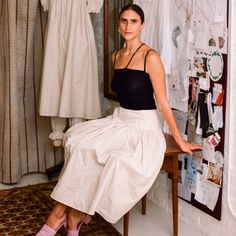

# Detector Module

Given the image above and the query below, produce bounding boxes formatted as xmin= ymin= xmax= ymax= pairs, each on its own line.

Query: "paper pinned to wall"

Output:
xmin=214 ymin=0 xmax=227 ymax=23
xmin=178 ymin=182 xmax=192 ymax=201
xmin=185 ymin=154 xmax=198 ymax=193
xmin=214 ymin=151 xmax=224 ymax=168
xmin=206 ymin=162 xmax=223 ymax=187
xmin=203 ymin=138 xmax=215 ymax=162
xmin=194 ymin=164 xmax=220 ymax=211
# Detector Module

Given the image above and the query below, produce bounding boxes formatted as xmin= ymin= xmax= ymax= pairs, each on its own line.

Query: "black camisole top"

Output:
xmin=111 ymin=44 xmax=156 ymax=110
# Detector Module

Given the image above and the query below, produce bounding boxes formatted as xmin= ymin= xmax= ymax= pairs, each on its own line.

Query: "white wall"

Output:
xmin=226 ymin=0 xmax=236 ymax=221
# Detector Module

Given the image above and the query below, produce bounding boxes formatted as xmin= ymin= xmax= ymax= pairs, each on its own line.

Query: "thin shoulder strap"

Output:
xmin=125 ymin=43 xmax=145 ymax=68
xmin=144 ymin=49 xmax=155 ymax=72
xmin=113 ymin=49 xmax=119 ymax=67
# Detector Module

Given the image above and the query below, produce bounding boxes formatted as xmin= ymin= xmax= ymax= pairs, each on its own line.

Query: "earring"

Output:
xmin=209 ymin=38 xmax=216 ymax=47
xmin=208 ymin=26 xmax=216 ymax=47
xmin=218 ymin=27 xmax=226 ymax=49
xmin=118 ymin=28 xmax=120 ymax=33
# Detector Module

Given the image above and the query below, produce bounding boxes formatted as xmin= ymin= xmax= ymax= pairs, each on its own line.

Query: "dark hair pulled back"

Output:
xmin=119 ymin=4 xmax=145 ymax=24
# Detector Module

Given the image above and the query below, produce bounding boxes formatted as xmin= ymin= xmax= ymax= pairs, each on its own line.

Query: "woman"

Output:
xmin=36 ymin=4 xmax=201 ymax=236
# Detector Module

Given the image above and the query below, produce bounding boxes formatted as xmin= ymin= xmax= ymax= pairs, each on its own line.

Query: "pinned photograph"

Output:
xmin=207 ymin=132 xmax=221 ymax=148
xmin=206 ymin=162 xmax=223 ymax=187
xmin=191 ymin=50 xmax=209 ymax=78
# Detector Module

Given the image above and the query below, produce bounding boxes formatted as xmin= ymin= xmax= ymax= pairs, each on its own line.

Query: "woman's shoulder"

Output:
xmin=144 ymin=49 xmax=161 ymax=65
xmin=111 ymin=48 xmax=124 ymax=61
xmin=112 ymin=44 xmax=160 ymax=63
xmin=111 ymin=49 xmax=121 ymax=64
xmin=143 ymin=46 xmax=159 ymax=56
xmin=112 ymin=47 xmax=124 ymax=55
xmin=137 ymin=45 xmax=159 ymax=60
xmin=143 ymin=46 xmax=163 ymax=73
xmin=111 ymin=50 xmax=117 ymax=59
xmin=112 ymin=44 xmax=156 ymax=55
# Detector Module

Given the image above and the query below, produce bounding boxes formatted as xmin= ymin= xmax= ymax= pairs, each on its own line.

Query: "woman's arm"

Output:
xmin=146 ymin=51 xmax=201 ymax=154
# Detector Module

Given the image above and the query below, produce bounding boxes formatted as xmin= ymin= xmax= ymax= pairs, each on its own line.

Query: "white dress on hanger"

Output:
xmin=133 ymin=0 xmax=172 ymax=74
xmin=39 ymin=0 xmax=102 ymax=119
xmin=168 ymin=1 xmax=190 ymax=113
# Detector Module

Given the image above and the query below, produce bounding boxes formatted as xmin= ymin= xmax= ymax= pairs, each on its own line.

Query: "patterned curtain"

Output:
xmin=0 ymin=0 xmax=63 ymax=184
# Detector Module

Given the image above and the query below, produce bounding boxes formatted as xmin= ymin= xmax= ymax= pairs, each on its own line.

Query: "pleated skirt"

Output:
xmin=51 ymin=107 xmax=166 ymax=223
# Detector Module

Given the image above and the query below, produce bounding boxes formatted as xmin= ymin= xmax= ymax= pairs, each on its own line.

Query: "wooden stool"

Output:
xmin=123 ymin=133 xmax=185 ymax=236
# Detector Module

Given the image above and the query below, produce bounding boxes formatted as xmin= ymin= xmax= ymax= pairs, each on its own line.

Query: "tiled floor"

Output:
xmin=0 ymin=173 xmax=203 ymax=236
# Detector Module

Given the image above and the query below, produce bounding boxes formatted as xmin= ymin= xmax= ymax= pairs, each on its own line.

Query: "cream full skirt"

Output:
xmin=51 ymin=107 xmax=166 ymax=223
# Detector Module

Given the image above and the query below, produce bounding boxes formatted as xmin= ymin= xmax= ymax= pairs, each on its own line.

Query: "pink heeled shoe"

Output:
xmin=66 ymin=214 xmax=92 ymax=236
xmin=36 ymin=219 xmax=67 ymax=236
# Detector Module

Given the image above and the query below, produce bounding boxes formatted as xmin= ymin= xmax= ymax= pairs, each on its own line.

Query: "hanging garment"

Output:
xmin=133 ymin=0 xmax=172 ymax=74
xmin=49 ymin=116 xmax=85 ymax=147
xmin=39 ymin=0 xmax=102 ymax=119
xmin=193 ymin=0 xmax=227 ymax=24
xmin=168 ymin=0 xmax=193 ymax=112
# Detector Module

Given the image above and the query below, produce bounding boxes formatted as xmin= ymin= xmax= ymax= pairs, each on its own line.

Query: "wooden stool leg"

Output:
xmin=124 ymin=212 xmax=129 ymax=236
xmin=141 ymin=194 xmax=146 ymax=215
xmin=172 ymin=155 xmax=178 ymax=236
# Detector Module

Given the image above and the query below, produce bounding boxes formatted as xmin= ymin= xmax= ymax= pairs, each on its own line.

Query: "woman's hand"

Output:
xmin=177 ymin=139 xmax=202 ymax=155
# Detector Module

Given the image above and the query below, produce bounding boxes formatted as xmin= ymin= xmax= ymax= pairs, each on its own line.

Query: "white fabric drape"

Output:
xmin=133 ymin=0 xmax=172 ymax=74
xmin=227 ymin=0 xmax=236 ymax=219
xmin=0 ymin=0 xmax=63 ymax=184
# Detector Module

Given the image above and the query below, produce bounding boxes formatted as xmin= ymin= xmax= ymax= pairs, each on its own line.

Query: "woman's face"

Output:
xmin=118 ymin=10 xmax=144 ymax=41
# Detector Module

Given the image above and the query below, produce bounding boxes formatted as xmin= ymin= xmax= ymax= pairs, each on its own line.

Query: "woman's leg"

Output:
xmin=36 ymin=202 xmax=67 ymax=235
xmin=46 ymin=202 xmax=67 ymax=229
xmin=67 ymin=207 xmax=85 ymax=230
xmin=66 ymin=208 xmax=92 ymax=236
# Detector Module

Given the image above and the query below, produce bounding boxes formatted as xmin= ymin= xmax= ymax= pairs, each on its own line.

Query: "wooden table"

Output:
xmin=123 ymin=133 xmax=185 ymax=236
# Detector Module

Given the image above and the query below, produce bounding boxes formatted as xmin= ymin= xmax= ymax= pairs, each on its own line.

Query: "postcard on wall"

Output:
xmin=192 ymin=52 xmax=209 ymax=79
xmin=194 ymin=164 xmax=220 ymax=211
xmin=207 ymin=25 xmax=227 ymax=54
xmin=205 ymin=162 xmax=223 ymax=187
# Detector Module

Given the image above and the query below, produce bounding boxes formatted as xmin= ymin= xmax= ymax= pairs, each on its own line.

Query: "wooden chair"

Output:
xmin=123 ymin=133 xmax=186 ymax=236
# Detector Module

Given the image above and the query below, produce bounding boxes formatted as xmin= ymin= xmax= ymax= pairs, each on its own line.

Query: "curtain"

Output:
xmin=0 ymin=0 xmax=63 ymax=184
